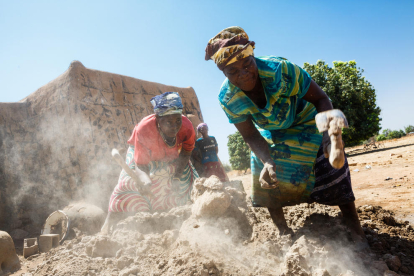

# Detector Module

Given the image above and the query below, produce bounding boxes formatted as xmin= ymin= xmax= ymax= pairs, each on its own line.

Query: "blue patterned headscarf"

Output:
xmin=150 ymin=92 xmax=183 ymax=116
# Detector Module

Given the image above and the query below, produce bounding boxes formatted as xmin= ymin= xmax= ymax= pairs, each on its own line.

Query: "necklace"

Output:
xmin=157 ymin=123 xmax=177 ymax=148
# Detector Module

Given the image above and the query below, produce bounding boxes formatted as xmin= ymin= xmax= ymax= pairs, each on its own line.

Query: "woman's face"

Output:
xmin=223 ymin=56 xmax=258 ymax=92
xmin=157 ymin=114 xmax=182 ymax=138
xmin=199 ymin=126 xmax=208 ymax=137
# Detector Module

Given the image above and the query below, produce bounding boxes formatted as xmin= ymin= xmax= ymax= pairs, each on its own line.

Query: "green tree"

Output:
xmin=303 ymin=60 xmax=381 ymax=146
xmin=382 ymin=129 xmax=391 ymax=137
xmin=376 ymin=134 xmax=386 ymax=141
xmin=227 ymin=131 xmax=251 ymax=172
xmin=404 ymin=125 xmax=414 ymax=134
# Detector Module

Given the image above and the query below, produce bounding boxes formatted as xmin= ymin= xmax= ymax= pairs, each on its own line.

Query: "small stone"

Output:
xmin=371 ymin=260 xmax=389 ymax=273
xmin=383 ymin=270 xmax=399 ymax=276
xmin=116 ymin=256 xmax=133 ymax=270
xmin=203 ymin=175 xmax=223 ymax=190
xmin=383 ymin=254 xmax=401 ymax=272
xmin=400 ymin=266 xmax=409 ymax=273
xmin=224 ymin=229 xmax=229 ymax=235
xmin=116 ymin=249 xmax=123 ymax=258
xmin=81 ymin=236 xmax=92 ymax=244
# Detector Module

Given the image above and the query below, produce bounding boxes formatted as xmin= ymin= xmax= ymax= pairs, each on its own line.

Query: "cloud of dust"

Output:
xmin=2 ymin=111 xmax=119 ymax=231
xmin=177 ymin=205 xmax=376 ymax=275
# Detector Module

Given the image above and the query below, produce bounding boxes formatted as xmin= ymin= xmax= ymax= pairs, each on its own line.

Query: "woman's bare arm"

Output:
xmin=302 ymin=80 xmax=333 ymax=112
xmin=174 ymin=150 xmax=192 ymax=177
xmin=234 ymin=119 xmax=278 ymax=188
xmin=302 ymin=79 xmax=333 ymax=143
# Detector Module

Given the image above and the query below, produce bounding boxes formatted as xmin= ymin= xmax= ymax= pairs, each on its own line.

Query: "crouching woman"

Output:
xmin=101 ymin=92 xmax=198 ymax=233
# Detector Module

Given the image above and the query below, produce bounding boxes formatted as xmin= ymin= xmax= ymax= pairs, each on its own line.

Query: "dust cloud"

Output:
xmin=16 ymin=175 xmax=413 ymax=275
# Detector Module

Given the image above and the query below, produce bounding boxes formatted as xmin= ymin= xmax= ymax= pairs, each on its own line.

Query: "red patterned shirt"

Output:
xmin=127 ymin=114 xmax=195 ymax=165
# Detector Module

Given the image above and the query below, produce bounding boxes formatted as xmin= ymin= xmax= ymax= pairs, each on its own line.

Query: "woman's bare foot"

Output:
xmin=268 ymin=207 xmax=294 ymax=237
xmin=339 ymin=202 xmax=369 ymax=250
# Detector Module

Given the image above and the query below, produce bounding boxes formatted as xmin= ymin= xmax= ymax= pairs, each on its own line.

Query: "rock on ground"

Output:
xmin=0 ymin=231 xmax=20 ymax=274
xmin=62 ymin=202 xmax=106 ymax=235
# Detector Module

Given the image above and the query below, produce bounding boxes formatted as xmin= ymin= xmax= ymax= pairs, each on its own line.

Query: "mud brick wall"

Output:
xmin=0 ymin=61 xmax=204 ymax=236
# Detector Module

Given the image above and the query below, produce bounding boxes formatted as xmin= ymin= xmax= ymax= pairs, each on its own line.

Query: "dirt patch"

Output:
xmin=11 ymin=184 xmax=414 ymax=275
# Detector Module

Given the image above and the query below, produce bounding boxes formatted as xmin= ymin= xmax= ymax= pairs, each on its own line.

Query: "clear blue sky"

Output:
xmin=1 ymin=0 xmax=413 ymax=164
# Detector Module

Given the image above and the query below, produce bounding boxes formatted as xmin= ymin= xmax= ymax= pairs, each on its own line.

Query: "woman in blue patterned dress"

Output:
xmin=205 ymin=26 xmax=366 ymax=246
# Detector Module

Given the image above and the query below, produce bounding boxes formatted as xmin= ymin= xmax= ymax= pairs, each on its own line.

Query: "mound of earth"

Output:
xmin=11 ymin=177 xmax=414 ymax=276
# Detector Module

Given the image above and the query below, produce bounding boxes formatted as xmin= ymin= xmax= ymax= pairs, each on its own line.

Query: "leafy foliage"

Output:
xmin=303 ymin=60 xmax=381 ymax=146
xmin=227 ymin=131 xmax=251 ymax=172
xmin=389 ymin=130 xmax=405 ymax=139
xmin=378 ymin=128 xmax=406 ymax=140
xmin=382 ymin=129 xmax=391 ymax=137
xmin=404 ymin=125 xmax=414 ymax=134
xmin=376 ymin=134 xmax=386 ymax=141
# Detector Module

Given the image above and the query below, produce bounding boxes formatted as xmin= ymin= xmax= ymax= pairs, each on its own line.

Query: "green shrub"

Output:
xmin=382 ymin=128 xmax=391 ymax=137
xmin=376 ymin=134 xmax=387 ymax=141
xmin=388 ymin=130 xmax=402 ymax=139
xmin=227 ymin=131 xmax=251 ymax=172
xmin=404 ymin=125 xmax=414 ymax=134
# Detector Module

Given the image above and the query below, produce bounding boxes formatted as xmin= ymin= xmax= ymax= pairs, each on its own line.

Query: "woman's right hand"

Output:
xmin=259 ymin=162 xmax=279 ymax=189
xmin=134 ymin=167 xmax=153 ymax=197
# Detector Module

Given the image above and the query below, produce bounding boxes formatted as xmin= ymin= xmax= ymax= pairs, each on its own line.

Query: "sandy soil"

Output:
xmin=5 ymin=136 xmax=414 ymax=276
xmin=229 ymin=135 xmax=414 ymax=224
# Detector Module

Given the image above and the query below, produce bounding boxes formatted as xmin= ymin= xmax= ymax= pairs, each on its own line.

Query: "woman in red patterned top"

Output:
xmin=101 ymin=92 xmax=198 ymax=234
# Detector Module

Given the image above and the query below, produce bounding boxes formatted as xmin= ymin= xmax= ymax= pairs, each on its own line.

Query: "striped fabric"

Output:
xmin=250 ymin=121 xmax=323 ymax=208
xmin=203 ymin=161 xmax=229 ymax=182
xmin=109 ymin=146 xmax=198 ymax=213
xmin=219 ymin=56 xmax=324 ymax=208
xmin=309 ymin=146 xmax=355 ymax=206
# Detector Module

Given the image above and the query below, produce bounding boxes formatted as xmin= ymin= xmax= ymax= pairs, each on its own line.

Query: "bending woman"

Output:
xmin=205 ymin=27 xmax=366 ymax=246
xmin=101 ymin=92 xmax=198 ymax=233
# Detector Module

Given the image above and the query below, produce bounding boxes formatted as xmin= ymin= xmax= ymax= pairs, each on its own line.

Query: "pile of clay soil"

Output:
xmin=12 ymin=177 xmax=414 ymax=276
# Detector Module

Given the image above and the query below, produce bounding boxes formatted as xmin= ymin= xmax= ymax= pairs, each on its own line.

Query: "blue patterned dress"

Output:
xmin=219 ymin=56 xmax=354 ymax=208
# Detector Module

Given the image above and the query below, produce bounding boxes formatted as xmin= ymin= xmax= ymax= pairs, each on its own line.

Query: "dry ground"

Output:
xmin=228 ymin=135 xmax=414 ymax=223
xmin=7 ymin=136 xmax=414 ymax=276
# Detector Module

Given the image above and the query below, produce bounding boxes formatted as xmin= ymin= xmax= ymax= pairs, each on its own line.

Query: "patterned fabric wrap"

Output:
xmin=251 ymin=145 xmax=355 ymax=208
xmin=250 ymin=122 xmax=322 ymax=208
xmin=309 ymin=146 xmax=355 ymax=205
xmin=197 ymin=123 xmax=208 ymax=131
xmin=150 ymin=92 xmax=183 ymax=116
xmin=205 ymin=26 xmax=255 ymax=70
xmin=203 ymin=161 xmax=229 ymax=183
xmin=219 ymin=56 xmax=324 ymax=207
xmin=109 ymin=146 xmax=198 ymax=213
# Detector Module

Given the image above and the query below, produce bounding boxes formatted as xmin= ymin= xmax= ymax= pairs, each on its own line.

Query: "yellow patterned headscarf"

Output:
xmin=205 ymin=26 xmax=255 ymax=70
